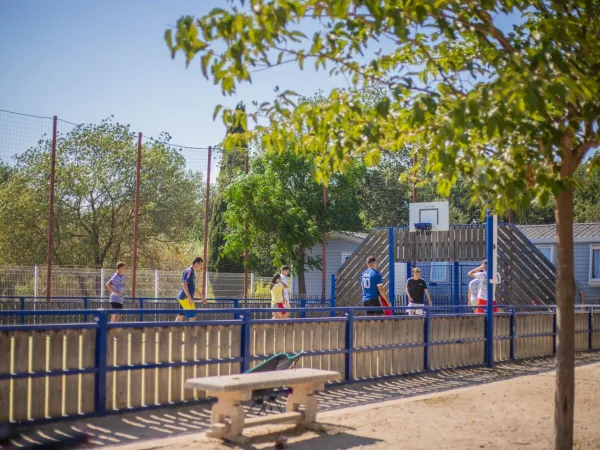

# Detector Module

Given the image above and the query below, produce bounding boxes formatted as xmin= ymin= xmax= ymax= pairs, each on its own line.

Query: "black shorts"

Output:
xmin=364 ymin=297 xmax=383 ymax=316
xmin=110 ymin=302 xmax=123 ymax=310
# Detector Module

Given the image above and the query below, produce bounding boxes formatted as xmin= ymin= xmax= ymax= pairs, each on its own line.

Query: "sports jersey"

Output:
xmin=108 ymin=272 xmax=125 ymax=304
xmin=177 ymin=267 xmax=196 ymax=300
xmin=474 ymin=271 xmax=487 ymax=300
xmin=280 ymin=274 xmax=290 ymax=300
xmin=361 ymin=268 xmax=383 ymax=302
xmin=271 ymin=283 xmax=284 ymax=305
xmin=469 ymin=278 xmax=481 ymax=305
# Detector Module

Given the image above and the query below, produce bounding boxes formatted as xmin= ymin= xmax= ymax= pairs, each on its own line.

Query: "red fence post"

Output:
xmin=322 ymin=186 xmax=327 ymax=299
xmin=202 ymin=146 xmax=212 ymax=299
xmin=46 ymin=116 xmax=58 ymax=300
xmin=131 ymin=132 xmax=142 ymax=298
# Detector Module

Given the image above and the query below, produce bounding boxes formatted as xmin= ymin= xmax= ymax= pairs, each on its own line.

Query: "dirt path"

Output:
xmin=108 ymin=362 xmax=600 ymax=450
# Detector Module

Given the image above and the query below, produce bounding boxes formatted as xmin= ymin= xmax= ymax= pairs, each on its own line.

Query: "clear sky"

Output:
xmin=0 ymin=0 xmax=345 ymax=149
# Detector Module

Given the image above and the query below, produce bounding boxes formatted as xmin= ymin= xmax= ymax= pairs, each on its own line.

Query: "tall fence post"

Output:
xmin=330 ymin=274 xmax=336 ymax=317
xmin=388 ymin=227 xmax=395 ymax=306
xmin=131 ymin=132 xmax=142 ymax=298
xmin=345 ymin=310 xmax=354 ymax=381
xmin=301 ymin=299 xmax=307 ymax=319
xmin=46 ymin=116 xmax=58 ymax=300
xmin=241 ymin=312 xmax=251 ymax=373
xmin=424 ymin=307 xmax=431 ymax=371
xmin=83 ymin=297 xmax=88 ymax=322
xmin=100 ymin=268 xmax=105 ymax=300
xmin=202 ymin=146 xmax=212 ymax=300
xmin=485 ymin=211 xmax=495 ymax=368
xmin=589 ymin=306 xmax=593 ymax=350
xmin=34 ymin=265 xmax=39 ymax=299
xmin=95 ymin=311 xmax=108 ymax=414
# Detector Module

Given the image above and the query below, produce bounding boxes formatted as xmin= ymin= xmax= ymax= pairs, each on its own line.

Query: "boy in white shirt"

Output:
xmin=468 ymin=260 xmax=498 ymax=313
xmin=280 ymin=265 xmax=291 ymax=308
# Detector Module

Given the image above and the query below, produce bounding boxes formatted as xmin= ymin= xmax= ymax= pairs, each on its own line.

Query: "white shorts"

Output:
xmin=407 ymin=302 xmax=424 ymax=315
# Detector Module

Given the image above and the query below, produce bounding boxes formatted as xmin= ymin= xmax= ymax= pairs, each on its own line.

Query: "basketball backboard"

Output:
xmin=409 ymin=201 xmax=450 ymax=231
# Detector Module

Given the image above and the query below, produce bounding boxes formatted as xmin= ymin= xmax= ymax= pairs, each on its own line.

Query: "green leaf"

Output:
xmin=213 ymin=104 xmax=223 ymax=121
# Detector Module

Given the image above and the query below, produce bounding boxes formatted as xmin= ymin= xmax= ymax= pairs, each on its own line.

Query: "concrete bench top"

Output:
xmin=185 ymin=368 xmax=340 ymax=393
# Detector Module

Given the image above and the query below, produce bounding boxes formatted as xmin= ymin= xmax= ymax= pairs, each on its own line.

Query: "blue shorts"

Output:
xmin=178 ymin=299 xmax=196 ymax=319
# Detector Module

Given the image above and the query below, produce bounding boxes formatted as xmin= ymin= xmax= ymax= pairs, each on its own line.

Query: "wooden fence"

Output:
xmin=2 ymin=310 xmax=600 ymax=423
xmin=335 ymin=223 xmax=557 ymax=307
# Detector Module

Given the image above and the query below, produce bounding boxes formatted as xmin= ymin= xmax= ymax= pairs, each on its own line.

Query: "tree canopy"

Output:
xmin=167 ymin=1 xmax=600 ymax=446
xmin=0 ymin=119 xmax=204 ymax=268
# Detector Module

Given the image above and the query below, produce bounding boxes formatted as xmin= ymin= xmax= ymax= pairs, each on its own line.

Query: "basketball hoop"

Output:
xmin=413 ymin=222 xmax=432 ymax=236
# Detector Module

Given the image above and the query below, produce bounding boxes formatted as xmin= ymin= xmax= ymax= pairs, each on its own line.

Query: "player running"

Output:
xmin=175 ymin=257 xmax=206 ymax=322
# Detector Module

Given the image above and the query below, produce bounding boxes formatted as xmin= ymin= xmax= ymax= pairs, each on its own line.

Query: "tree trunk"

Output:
xmin=553 ymin=183 xmax=576 ymax=449
xmin=297 ymin=247 xmax=307 ymax=298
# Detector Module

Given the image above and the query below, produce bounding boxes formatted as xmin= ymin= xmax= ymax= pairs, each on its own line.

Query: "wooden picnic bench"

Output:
xmin=185 ymin=368 xmax=340 ymax=442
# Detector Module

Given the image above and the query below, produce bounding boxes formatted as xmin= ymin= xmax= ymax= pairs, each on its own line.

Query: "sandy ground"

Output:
xmin=108 ymin=363 xmax=600 ymax=450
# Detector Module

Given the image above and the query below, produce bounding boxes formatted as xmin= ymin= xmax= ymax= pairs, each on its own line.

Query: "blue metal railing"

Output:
xmin=1 ymin=304 xmax=599 ymax=425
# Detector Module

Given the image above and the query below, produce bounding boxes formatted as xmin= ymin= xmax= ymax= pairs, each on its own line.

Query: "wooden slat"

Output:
xmin=64 ymin=330 xmax=80 ymax=416
xmin=170 ymin=327 xmax=183 ymax=403
xmin=81 ymin=329 xmax=96 ymax=413
xmin=157 ymin=327 xmax=170 ymax=405
xmin=47 ymin=330 xmax=63 ymax=417
xmin=29 ymin=331 xmax=46 ymax=420
xmin=12 ymin=331 xmax=30 ymax=422
xmin=0 ymin=332 xmax=11 ymax=422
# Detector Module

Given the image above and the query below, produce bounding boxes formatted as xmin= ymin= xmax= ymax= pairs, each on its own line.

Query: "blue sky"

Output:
xmin=0 ymin=0 xmax=345 ymax=149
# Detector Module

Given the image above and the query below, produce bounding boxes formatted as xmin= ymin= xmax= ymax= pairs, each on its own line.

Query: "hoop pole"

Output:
xmin=485 ymin=210 xmax=495 ymax=368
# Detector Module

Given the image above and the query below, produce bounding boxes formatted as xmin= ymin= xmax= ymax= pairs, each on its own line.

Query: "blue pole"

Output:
xmin=301 ymin=299 xmax=307 ymax=319
xmin=95 ymin=311 xmax=108 ymax=414
xmin=453 ymin=261 xmax=459 ymax=307
xmin=424 ymin=307 xmax=431 ymax=371
xmin=388 ymin=227 xmax=395 ymax=307
xmin=510 ymin=307 xmax=516 ymax=360
xmin=345 ymin=310 xmax=354 ymax=381
xmin=241 ymin=313 xmax=251 ymax=373
xmin=83 ymin=297 xmax=88 ymax=323
xmin=139 ymin=298 xmax=144 ymax=322
xmin=20 ymin=297 xmax=25 ymax=324
xmin=330 ymin=273 xmax=336 ymax=318
xmin=406 ymin=261 xmax=412 ymax=307
xmin=485 ymin=211 xmax=495 ymax=368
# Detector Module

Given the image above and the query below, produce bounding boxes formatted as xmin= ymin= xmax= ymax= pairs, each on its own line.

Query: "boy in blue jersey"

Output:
xmin=175 ymin=256 xmax=206 ymax=322
xmin=361 ymin=256 xmax=389 ymax=316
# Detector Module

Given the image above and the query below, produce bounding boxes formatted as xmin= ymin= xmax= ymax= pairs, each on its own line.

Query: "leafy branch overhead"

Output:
xmin=166 ymin=0 xmax=599 ymax=213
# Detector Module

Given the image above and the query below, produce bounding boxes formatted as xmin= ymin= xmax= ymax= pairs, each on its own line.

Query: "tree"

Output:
xmin=0 ymin=119 xmax=204 ymax=270
xmin=207 ymin=102 xmax=247 ymax=272
xmin=222 ymin=150 xmax=362 ymax=294
xmin=167 ymin=2 xmax=600 ymax=446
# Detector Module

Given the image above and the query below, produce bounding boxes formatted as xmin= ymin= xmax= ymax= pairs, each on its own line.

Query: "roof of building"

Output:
xmin=327 ymin=231 xmax=368 ymax=242
xmin=518 ymin=222 xmax=600 ymax=241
